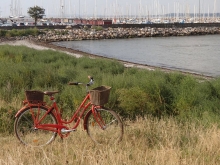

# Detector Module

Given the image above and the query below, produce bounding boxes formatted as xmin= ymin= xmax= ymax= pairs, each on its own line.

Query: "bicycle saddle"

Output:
xmin=44 ymin=91 xmax=59 ymax=96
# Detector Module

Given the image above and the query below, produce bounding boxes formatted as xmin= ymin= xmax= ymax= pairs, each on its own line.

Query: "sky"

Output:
xmin=0 ymin=0 xmax=219 ymax=18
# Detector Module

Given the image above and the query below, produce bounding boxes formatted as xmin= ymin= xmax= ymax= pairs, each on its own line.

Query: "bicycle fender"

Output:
xmin=83 ymin=109 xmax=92 ymax=130
xmin=15 ymin=106 xmax=29 ymax=118
xmin=15 ymin=105 xmax=50 ymax=118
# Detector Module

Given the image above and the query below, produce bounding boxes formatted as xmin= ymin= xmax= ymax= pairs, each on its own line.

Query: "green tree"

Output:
xmin=27 ymin=6 xmax=45 ymax=26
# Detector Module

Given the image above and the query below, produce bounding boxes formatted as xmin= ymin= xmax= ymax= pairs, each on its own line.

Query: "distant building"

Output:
xmin=73 ymin=18 xmax=112 ymax=25
xmin=50 ymin=18 xmax=62 ymax=24
xmin=45 ymin=18 xmax=112 ymax=26
xmin=103 ymin=20 xmax=112 ymax=25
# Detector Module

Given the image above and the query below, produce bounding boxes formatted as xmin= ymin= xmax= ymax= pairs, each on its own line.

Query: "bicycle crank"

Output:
xmin=61 ymin=128 xmax=76 ymax=133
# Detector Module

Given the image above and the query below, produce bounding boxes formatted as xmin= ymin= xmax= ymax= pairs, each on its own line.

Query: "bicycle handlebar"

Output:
xmin=68 ymin=76 xmax=94 ymax=86
xmin=68 ymin=82 xmax=82 ymax=85
xmin=87 ymin=76 xmax=94 ymax=86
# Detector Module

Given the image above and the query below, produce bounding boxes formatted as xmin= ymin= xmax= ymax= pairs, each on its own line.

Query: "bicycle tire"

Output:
xmin=85 ymin=108 xmax=123 ymax=145
xmin=14 ymin=106 xmax=58 ymax=147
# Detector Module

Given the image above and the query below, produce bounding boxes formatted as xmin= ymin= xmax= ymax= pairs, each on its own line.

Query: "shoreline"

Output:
xmin=0 ymin=39 xmax=214 ymax=80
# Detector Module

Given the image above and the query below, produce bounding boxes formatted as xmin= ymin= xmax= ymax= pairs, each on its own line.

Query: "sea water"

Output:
xmin=53 ymin=35 xmax=220 ymax=77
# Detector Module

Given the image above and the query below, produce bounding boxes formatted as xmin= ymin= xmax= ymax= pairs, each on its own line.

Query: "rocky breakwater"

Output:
xmin=37 ymin=26 xmax=220 ymax=42
xmin=1 ymin=26 xmax=220 ymax=42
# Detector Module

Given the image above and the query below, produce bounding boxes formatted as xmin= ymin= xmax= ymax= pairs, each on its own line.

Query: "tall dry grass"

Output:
xmin=1 ymin=117 xmax=220 ymax=165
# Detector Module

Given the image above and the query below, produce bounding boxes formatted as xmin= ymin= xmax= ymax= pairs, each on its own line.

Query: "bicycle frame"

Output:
xmin=15 ymin=92 xmax=105 ymax=138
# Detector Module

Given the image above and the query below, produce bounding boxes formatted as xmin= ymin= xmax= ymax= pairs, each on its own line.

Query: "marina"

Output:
xmin=0 ymin=0 xmax=220 ymax=25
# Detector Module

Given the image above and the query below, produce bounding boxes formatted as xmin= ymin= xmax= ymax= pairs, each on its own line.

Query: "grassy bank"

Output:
xmin=0 ymin=44 xmax=220 ymax=135
xmin=0 ymin=28 xmax=41 ymax=37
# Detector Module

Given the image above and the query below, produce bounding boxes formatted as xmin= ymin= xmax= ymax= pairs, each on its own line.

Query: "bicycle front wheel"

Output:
xmin=85 ymin=108 xmax=123 ymax=145
xmin=14 ymin=106 xmax=57 ymax=147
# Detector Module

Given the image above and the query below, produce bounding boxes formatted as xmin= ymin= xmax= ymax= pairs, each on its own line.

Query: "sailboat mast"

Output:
xmin=213 ymin=0 xmax=216 ymax=21
xmin=10 ymin=0 xmax=14 ymax=16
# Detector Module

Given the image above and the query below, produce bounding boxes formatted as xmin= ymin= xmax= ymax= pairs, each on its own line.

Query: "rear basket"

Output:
xmin=25 ymin=90 xmax=44 ymax=104
xmin=89 ymin=86 xmax=111 ymax=105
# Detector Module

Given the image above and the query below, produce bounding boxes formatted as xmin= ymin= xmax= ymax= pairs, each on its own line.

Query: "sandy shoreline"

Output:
xmin=0 ymin=39 xmax=158 ymax=70
xmin=0 ymin=39 xmax=214 ymax=80
xmin=0 ymin=40 xmax=83 ymax=58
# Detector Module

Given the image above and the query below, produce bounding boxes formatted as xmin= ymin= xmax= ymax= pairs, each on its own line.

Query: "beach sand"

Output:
xmin=0 ymin=40 xmax=82 ymax=58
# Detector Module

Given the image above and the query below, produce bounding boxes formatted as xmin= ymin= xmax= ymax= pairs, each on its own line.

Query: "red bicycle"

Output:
xmin=14 ymin=76 xmax=123 ymax=147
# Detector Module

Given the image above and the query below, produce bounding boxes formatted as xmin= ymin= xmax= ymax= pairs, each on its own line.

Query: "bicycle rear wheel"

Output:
xmin=14 ymin=106 xmax=57 ymax=147
xmin=85 ymin=108 xmax=123 ymax=145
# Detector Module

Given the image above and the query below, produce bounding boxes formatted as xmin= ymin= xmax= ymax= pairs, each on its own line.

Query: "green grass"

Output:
xmin=0 ymin=28 xmax=42 ymax=37
xmin=1 ymin=45 xmax=220 ymax=134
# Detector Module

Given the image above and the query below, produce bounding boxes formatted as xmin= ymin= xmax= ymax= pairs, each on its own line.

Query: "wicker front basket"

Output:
xmin=89 ymin=86 xmax=111 ymax=105
xmin=25 ymin=90 xmax=44 ymax=103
